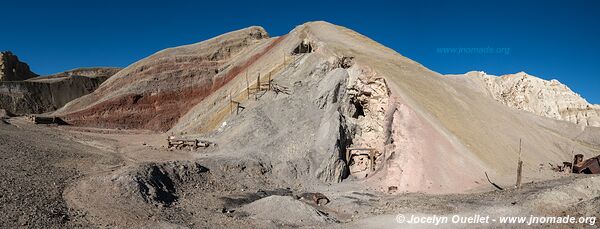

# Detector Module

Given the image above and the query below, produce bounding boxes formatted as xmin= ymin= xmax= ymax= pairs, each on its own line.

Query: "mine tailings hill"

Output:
xmin=55 ymin=21 xmax=600 ymax=194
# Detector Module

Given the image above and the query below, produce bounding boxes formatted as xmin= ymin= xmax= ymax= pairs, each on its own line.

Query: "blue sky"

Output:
xmin=1 ymin=0 xmax=599 ymax=103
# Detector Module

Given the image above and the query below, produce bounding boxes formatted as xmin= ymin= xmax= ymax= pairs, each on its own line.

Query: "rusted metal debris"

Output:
xmin=167 ymin=136 xmax=213 ymax=150
xmin=573 ymin=154 xmax=600 ymax=174
xmin=484 ymin=172 xmax=504 ymax=191
xmin=555 ymin=154 xmax=600 ymax=174
xmin=26 ymin=115 xmax=66 ymax=125
xmin=297 ymin=192 xmax=330 ymax=206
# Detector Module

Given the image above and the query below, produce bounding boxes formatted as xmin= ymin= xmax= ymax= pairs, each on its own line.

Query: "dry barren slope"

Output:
xmin=177 ymin=21 xmax=600 ymax=193
xmin=57 ymin=21 xmax=600 ymax=194
xmin=55 ymin=26 xmax=278 ymax=131
xmin=324 ymin=23 xmax=600 ymax=191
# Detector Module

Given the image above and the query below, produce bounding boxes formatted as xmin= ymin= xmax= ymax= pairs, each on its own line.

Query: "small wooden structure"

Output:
xmin=345 ymin=147 xmax=376 ymax=172
xmin=228 ymin=72 xmax=290 ymax=116
xmin=229 ymin=92 xmax=244 ymax=115
xmin=167 ymin=136 xmax=212 ymax=150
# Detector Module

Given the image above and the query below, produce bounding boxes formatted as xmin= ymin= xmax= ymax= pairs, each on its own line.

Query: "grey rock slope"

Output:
xmin=173 ymin=22 xmax=600 ymax=193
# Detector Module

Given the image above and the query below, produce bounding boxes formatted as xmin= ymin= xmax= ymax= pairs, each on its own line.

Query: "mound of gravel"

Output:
xmin=240 ymin=195 xmax=331 ymax=226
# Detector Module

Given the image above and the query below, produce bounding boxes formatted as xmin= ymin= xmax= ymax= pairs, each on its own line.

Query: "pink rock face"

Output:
xmin=370 ymin=96 xmax=484 ymax=194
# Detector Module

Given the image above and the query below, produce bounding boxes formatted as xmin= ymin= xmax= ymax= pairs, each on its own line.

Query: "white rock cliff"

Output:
xmin=463 ymin=71 xmax=600 ymax=127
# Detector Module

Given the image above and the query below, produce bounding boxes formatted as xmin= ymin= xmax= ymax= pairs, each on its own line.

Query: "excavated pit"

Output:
xmin=126 ymin=158 xmax=283 ymax=207
xmin=132 ymin=162 xmax=210 ymax=207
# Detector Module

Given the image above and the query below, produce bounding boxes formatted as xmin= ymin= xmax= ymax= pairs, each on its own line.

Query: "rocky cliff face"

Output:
xmin=460 ymin=71 xmax=600 ymax=127
xmin=0 ymin=67 xmax=121 ymax=115
xmin=0 ymin=51 xmax=38 ymax=81
xmin=0 ymin=76 xmax=110 ymax=115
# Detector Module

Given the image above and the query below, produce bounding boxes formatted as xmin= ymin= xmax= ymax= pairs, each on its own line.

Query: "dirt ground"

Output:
xmin=0 ymin=117 xmax=598 ymax=228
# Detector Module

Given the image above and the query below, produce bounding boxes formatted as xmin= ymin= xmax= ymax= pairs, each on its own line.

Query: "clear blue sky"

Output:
xmin=1 ymin=0 xmax=599 ymax=103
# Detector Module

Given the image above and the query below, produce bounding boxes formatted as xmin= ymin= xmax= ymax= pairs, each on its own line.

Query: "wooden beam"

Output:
xmin=229 ymin=92 xmax=233 ymax=115
xmin=255 ymin=73 xmax=260 ymax=100
xmin=370 ymin=149 xmax=375 ymax=171
xmin=516 ymin=139 xmax=523 ymax=188
xmin=245 ymin=71 xmax=250 ymax=99
xmin=268 ymin=72 xmax=272 ymax=91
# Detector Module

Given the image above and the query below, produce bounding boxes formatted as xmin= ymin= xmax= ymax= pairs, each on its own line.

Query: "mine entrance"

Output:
xmin=292 ymin=41 xmax=313 ymax=54
xmin=346 ymin=147 xmax=376 ymax=178
xmin=351 ymin=100 xmax=365 ymax=118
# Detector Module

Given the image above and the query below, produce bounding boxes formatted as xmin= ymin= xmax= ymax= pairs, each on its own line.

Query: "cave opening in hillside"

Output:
xmin=351 ymin=100 xmax=365 ymax=118
xmin=292 ymin=41 xmax=313 ymax=54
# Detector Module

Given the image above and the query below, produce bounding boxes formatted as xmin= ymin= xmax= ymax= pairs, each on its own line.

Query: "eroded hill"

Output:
xmin=55 ymin=21 xmax=600 ymax=195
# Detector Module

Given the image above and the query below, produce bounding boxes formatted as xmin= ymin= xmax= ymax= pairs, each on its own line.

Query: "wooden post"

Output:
xmin=516 ymin=139 xmax=523 ymax=188
xmin=245 ymin=71 xmax=250 ymax=99
xmin=268 ymin=72 xmax=272 ymax=91
xmin=255 ymin=73 xmax=260 ymax=100
xmin=229 ymin=92 xmax=233 ymax=115
xmin=370 ymin=149 xmax=375 ymax=171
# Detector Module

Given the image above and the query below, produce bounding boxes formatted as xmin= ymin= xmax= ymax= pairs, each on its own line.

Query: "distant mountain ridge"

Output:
xmin=454 ymin=71 xmax=600 ymax=127
xmin=40 ymin=67 xmax=122 ymax=79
